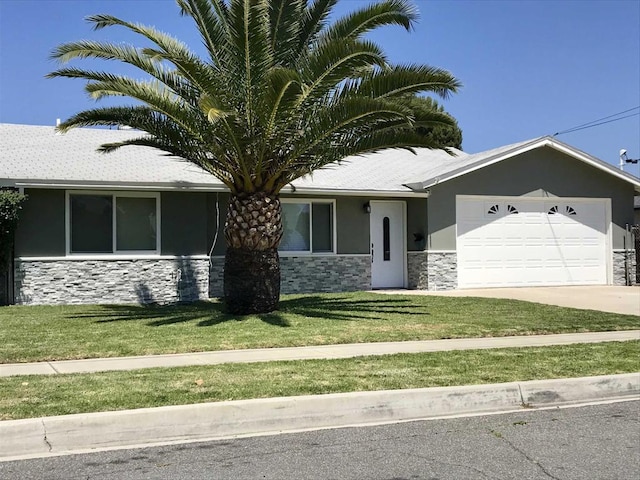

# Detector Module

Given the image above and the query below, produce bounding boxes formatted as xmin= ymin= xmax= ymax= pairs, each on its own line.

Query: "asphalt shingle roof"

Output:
xmin=2 ymin=123 xmax=638 ymax=194
xmin=0 ymin=124 xmax=223 ymax=189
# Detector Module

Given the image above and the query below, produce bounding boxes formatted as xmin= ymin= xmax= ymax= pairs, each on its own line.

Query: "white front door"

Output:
xmin=370 ymin=201 xmax=405 ymax=289
xmin=456 ymin=196 xmax=609 ymax=288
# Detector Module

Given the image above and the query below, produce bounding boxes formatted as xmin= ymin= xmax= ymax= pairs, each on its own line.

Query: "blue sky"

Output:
xmin=1 ymin=0 xmax=638 ymax=172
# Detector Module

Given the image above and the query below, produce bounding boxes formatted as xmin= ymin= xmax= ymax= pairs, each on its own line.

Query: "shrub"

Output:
xmin=0 ymin=189 xmax=26 ymax=273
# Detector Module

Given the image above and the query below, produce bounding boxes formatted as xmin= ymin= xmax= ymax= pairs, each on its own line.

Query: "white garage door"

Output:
xmin=456 ymin=196 xmax=609 ymax=288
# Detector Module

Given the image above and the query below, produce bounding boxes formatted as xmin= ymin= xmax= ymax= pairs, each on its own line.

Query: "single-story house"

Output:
xmin=1 ymin=123 xmax=639 ymax=305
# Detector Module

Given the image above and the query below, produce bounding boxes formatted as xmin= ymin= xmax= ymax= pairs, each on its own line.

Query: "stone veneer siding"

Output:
xmin=427 ymin=251 xmax=458 ymax=291
xmin=407 ymin=251 xmax=428 ymax=289
xmin=613 ymin=250 xmax=637 ymax=286
xmin=14 ymin=258 xmax=209 ymax=305
xmin=208 ymin=255 xmax=371 ymax=297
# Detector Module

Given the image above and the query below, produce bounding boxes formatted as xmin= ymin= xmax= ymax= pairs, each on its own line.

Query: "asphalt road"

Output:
xmin=1 ymin=400 xmax=638 ymax=479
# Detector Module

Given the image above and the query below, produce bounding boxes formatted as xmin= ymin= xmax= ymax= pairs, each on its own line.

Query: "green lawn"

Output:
xmin=1 ymin=341 xmax=637 ymax=420
xmin=1 ymin=292 xmax=638 ymax=363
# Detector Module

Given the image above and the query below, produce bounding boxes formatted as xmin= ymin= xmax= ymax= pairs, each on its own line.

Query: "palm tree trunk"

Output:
xmin=223 ymin=192 xmax=283 ymax=314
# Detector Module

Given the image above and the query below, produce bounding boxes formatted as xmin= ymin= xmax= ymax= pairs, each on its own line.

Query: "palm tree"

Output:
xmin=49 ymin=0 xmax=461 ymax=314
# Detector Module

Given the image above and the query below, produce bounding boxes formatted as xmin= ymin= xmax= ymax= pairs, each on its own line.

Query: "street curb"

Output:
xmin=1 ymin=373 xmax=638 ymax=461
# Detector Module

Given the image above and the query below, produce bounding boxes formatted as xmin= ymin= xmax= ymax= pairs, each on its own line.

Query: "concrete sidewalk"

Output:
xmin=2 ymin=330 xmax=639 ymax=377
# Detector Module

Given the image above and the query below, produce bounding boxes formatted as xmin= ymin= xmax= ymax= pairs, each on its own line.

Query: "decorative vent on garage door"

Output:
xmin=487 ymin=204 xmax=499 ymax=215
xmin=507 ymin=204 xmax=518 ymax=214
xmin=548 ymin=205 xmax=559 ymax=214
xmin=565 ymin=206 xmax=577 ymax=215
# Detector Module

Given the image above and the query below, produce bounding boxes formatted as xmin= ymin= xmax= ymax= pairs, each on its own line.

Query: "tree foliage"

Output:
xmin=49 ymin=0 xmax=462 ymax=195
xmin=405 ymin=96 xmax=462 ymax=149
xmin=0 ymin=190 xmax=26 ymax=273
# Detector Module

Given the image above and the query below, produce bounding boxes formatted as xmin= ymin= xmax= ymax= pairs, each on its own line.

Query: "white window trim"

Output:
xmin=65 ymin=190 xmax=161 ymax=256
xmin=279 ymin=198 xmax=337 ymax=255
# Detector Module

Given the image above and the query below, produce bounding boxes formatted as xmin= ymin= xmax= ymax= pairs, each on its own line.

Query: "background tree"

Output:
xmin=49 ymin=0 xmax=461 ymax=314
xmin=404 ymin=96 xmax=462 ymax=149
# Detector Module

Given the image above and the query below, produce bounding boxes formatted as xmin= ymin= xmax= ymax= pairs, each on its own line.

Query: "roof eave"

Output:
xmin=283 ymin=186 xmax=429 ymax=198
xmin=8 ymin=180 xmax=229 ymax=192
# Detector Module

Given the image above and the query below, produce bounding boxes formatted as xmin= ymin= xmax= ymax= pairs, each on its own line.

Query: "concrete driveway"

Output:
xmin=377 ymin=286 xmax=640 ymax=316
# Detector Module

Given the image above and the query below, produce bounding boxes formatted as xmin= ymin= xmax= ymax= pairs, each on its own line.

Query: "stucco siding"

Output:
xmin=14 ymin=189 xmax=66 ymax=256
xmin=406 ymin=198 xmax=428 ymax=251
xmin=335 ymin=197 xmax=370 ymax=254
xmin=206 ymin=192 xmax=230 ymax=257
xmin=427 ymin=147 xmax=635 ymax=250
xmin=160 ymin=191 xmax=209 ymax=256
xmin=14 ymin=189 xmax=217 ymax=258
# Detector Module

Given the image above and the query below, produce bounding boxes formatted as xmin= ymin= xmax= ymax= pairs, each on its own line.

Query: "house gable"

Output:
xmin=427 ymin=146 xmax=636 ymax=251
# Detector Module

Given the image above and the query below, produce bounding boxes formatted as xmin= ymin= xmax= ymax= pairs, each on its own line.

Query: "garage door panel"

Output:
xmin=456 ymin=197 xmax=608 ymax=288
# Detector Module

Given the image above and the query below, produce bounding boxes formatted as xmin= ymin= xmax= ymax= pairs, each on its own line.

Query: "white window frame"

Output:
xmin=65 ymin=190 xmax=161 ymax=256
xmin=279 ymin=198 xmax=337 ymax=255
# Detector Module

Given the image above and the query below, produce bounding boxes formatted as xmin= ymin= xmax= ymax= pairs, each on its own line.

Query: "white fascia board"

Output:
xmin=283 ymin=187 xmax=430 ymax=198
xmin=13 ymin=181 xmax=230 ymax=192
xmin=15 ymin=182 xmax=429 ymax=197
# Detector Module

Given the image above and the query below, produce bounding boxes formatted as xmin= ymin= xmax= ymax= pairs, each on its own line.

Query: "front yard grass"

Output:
xmin=1 ymin=292 xmax=639 ymax=363
xmin=1 ymin=341 xmax=637 ymax=420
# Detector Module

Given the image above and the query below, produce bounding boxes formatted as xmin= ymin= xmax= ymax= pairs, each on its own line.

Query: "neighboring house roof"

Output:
xmin=2 ymin=123 xmax=639 ymax=195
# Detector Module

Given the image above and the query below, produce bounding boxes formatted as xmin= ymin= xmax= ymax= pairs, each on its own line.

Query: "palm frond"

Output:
xmin=176 ymin=0 xmax=231 ymax=68
xmin=269 ymin=0 xmax=303 ymax=64
xmin=297 ymin=39 xmax=387 ymax=105
xmin=298 ymin=0 xmax=338 ymax=53
xmin=320 ymin=0 xmax=418 ymax=42
xmin=351 ymin=64 xmax=462 ymax=100
xmin=86 ymin=14 xmax=222 ymax=98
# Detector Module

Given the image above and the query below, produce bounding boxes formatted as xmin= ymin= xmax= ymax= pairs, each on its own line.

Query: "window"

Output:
xmin=383 ymin=217 xmax=390 ymax=261
xmin=280 ymin=200 xmax=335 ymax=253
xmin=68 ymin=192 xmax=159 ymax=254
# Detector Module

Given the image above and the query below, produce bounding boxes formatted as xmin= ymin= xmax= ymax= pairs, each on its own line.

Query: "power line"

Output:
xmin=553 ymin=106 xmax=640 ymax=136
xmin=554 ymin=112 xmax=640 ymax=136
